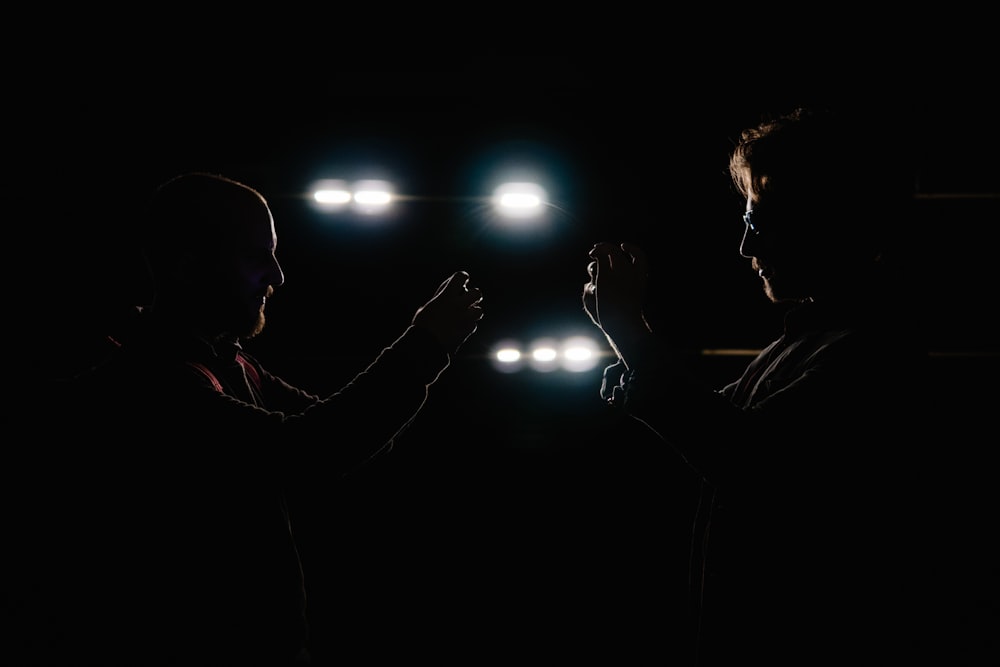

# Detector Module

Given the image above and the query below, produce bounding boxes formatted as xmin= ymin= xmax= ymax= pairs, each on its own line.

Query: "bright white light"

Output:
xmin=311 ymin=179 xmax=352 ymax=209
xmin=560 ymin=335 xmax=602 ymax=373
xmin=352 ymin=179 xmax=393 ymax=214
xmin=499 ymin=192 xmax=541 ymax=208
xmin=353 ymin=190 xmax=391 ymax=205
xmin=490 ymin=339 xmax=524 ymax=373
xmin=496 ymin=348 xmax=521 ymax=363
xmin=315 ymin=189 xmax=352 ymax=204
xmin=528 ymin=337 xmax=560 ymax=372
xmin=487 ymin=334 xmax=608 ymax=374
xmin=532 ymin=347 xmax=558 ymax=362
xmin=492 ymin=182 xmax=547 ymax=219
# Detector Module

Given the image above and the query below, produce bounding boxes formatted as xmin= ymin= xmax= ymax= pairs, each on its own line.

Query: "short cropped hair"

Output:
xmin=141 ymin=172 xmax=269 ymax=283
xmin=729 ymin=106 xmax=915 ymax=257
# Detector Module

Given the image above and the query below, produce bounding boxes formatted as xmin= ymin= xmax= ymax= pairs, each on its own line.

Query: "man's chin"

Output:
xmin=762 ymin=277 xmax=779 ymax=302
xmin=228 ymin=310 xmax=266 ymax=340
xmin=765 ymin=283 xmax=812 ymax=304
xmin=246 ymin=314 xmax=266 ymax=339
xmin=763 ymin=279 xmax=796 ymax=304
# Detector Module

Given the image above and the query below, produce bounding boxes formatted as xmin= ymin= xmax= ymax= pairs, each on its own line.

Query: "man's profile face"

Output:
xmin=739 ymin=191 xmax=839 ymax=303
xmin=198 ymin=201 xmax=285 ymax=340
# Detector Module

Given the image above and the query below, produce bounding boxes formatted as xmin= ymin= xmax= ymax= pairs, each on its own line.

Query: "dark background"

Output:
xmin=22 ymin=52 xmax=1000 ymax=378
xmin=12 ymin=26 xmax=999 ymax=664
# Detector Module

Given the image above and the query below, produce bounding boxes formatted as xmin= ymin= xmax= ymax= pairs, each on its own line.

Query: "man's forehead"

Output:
xmin=213 ymin=197 xmax=276 ymax=251
xmin=223 ymin=192 xmax=273 ymax=225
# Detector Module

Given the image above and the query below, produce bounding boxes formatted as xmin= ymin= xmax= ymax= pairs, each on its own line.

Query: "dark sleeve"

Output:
xmin=150 ymin=325 xmax=451 ymax=478
xmin=290 ymin=324 xmax=452 ymax=472
xmin=613 ymin=331 xmax=916 ymax=487
xmin=614 ymin=356 xmax=748 ymax=484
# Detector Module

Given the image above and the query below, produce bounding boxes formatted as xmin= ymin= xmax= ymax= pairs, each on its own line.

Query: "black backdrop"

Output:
xmin=12 ymin=40 xmax=999 ymax=663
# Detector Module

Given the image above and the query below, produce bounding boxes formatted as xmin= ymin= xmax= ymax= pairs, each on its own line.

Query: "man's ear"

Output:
xmin=169 ymin=251 xmax=202 ymax=286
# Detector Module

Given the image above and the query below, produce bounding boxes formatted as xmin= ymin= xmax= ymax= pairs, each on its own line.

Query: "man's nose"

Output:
xmin=269 ymin=257 xmax=285 ymax=288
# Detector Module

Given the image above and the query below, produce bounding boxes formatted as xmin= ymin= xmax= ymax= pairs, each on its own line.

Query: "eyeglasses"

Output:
xmin=743 ymin=205 xmax=801 ymax=236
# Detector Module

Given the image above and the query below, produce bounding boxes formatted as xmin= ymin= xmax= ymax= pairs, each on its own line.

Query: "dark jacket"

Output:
xmin=23 ymin=314 xmax=451 ymax=665
xmin=605 ymin=298 xmax=934 ymax=665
